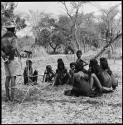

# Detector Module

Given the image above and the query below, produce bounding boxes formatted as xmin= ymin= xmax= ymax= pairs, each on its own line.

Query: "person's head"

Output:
xmin=76 ymin=50 xmax=82 ymax=59
xmin=70 ymin=62 xmax=76 ymax=70
xmin=57 ymin=58 xmax=63 ymax=63
xmin=89 ymin=58 xmax=98 ymax=69
xmin=46 ymin=65 xmax=52 ymax=72
xmin=26 ymin=60 xmax=32 ymax=67
xmin=100 ymin=57 xmax=109 ymax=70
xmin=89 ymin=58 xmax=102 ymax=74
xmin=100 ymin=57 xmax=108 ymax=64
xmin=58 ymin=61 xmax=65 ymax=70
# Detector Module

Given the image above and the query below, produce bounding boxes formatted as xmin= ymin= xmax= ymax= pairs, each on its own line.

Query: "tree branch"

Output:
xmin=61 ymin=2 xmax=73 ymax=21
xmin=94 ymin=33 xmax=122 ymax=59
xmin=49 ymin=42 xmax=55 ymax=49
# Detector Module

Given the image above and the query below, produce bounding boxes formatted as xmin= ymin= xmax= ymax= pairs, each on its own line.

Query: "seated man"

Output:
xmin=23 ymin=60 xmax=38 ymax=85
xmin=43 ymin=65 xmax=55 ymax=82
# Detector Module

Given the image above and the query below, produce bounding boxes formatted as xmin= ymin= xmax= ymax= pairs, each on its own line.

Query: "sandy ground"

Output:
xmin=1 ymin=54 xmax=122 ymax=124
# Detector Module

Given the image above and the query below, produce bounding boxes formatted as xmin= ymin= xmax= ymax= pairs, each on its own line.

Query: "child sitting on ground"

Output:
xmin=53 ymin=58 xmax=70 ymax=86
xmin=43 ymin=65 xmax=55 ymax=82
xmin=23 ymin=60 xmax=38 ymax=85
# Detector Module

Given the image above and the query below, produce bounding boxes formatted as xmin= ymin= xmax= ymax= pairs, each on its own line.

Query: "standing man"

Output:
xmin=1 ymin=25 xmax=20 ymax=102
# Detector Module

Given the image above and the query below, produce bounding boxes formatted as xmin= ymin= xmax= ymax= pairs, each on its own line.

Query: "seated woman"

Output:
xmin=64 ymin=59 xmax=104 ymax=97
xmin=53 ymin=58 xmax=70 ymax=86
xmin=23 ymin=60 xmax=38 ymax=85
xmin=100 ymin=57 xmax=118 ymax=90
xmin=43 ymin=65 xmax=55 ymax=82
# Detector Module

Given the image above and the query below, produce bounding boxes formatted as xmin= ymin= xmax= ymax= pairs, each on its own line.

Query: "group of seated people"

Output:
xmin=23 ymin=50 xmax=118 ymax=97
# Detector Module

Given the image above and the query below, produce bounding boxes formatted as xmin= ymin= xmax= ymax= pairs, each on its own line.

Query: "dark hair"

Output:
xmin=76 ymin=50 xmax=82 ymax=55
xmin=2 ymin=31 xmax=17 ymax=39
xmin=26 ymin=60 xmax=32 ymax=65
xmin=100 ymin=57 xmax=107 ymax=62
xmin=100 ymin=57 xmax=108 ymax=69
xmin=100 ymin=57 xmax=112 ymax=75
xmin=70 ymin=62 xmax=76 ymax=68
xmin=46 ymin=65 xmax=52 ymax=71
xmin=89 ymin=58 xmax=101 ymax=74
xmin=89 ymin=58 xmax=98 ymax=67
xmin=57 ymin=61 xmax=65 ymax=71
xmin=57 ymin=58 xmax=63 ymax=63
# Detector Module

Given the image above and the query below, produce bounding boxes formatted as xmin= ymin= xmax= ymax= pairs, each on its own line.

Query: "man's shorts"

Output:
xmin=4 ymin=59 xmax=19 ymax=77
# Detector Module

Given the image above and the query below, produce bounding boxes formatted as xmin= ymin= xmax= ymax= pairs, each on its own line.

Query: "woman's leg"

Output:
xmin=64 ymin=73 xmax=70 ymax=85
xmin=89 ymin=75 xmax=94 ymax=89
xmin=5 ymin=76 xmax=11 ymax=100
xmin=90 ymin=73 xmax=103 ymax=91
xmin=33 ymin=70 xmax=38 ymax=82
xmin=24 ymin=75 xmax=28 ymax=85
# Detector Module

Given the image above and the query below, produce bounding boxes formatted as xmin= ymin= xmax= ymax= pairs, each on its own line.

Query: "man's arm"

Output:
xmin=82 ymin=60 xmax=88 ymax=66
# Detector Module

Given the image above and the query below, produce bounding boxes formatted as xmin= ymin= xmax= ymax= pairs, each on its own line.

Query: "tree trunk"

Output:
xmin=35 ymin=38 xmax=38 ymax=44
xmin=83 ymin=38 xmax=86 ymax=53
xmin=74 ymin=30 xmax=80 ymax=49
xmin=110 ymin=44 xmax=114 ymax=53
xmin=53 ymin=47 xmax=57 ymax=54
xmin=71 ymin=30 xmax=79 ymax=51
xmin=107 ymin=49 xmax=111 ymax=59
xmin=74 ymin=34 xmax=80 ymax=50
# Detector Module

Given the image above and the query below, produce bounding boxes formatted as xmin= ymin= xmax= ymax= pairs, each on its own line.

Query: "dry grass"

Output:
xmin=1 ymin=51 xmax=122 ymax=124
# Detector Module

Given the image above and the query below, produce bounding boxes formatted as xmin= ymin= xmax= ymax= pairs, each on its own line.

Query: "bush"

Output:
xmin=31 ymin=45 xmax=48 ymax=57
xmin=18 ymin=36 xmax=35 ymax=50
